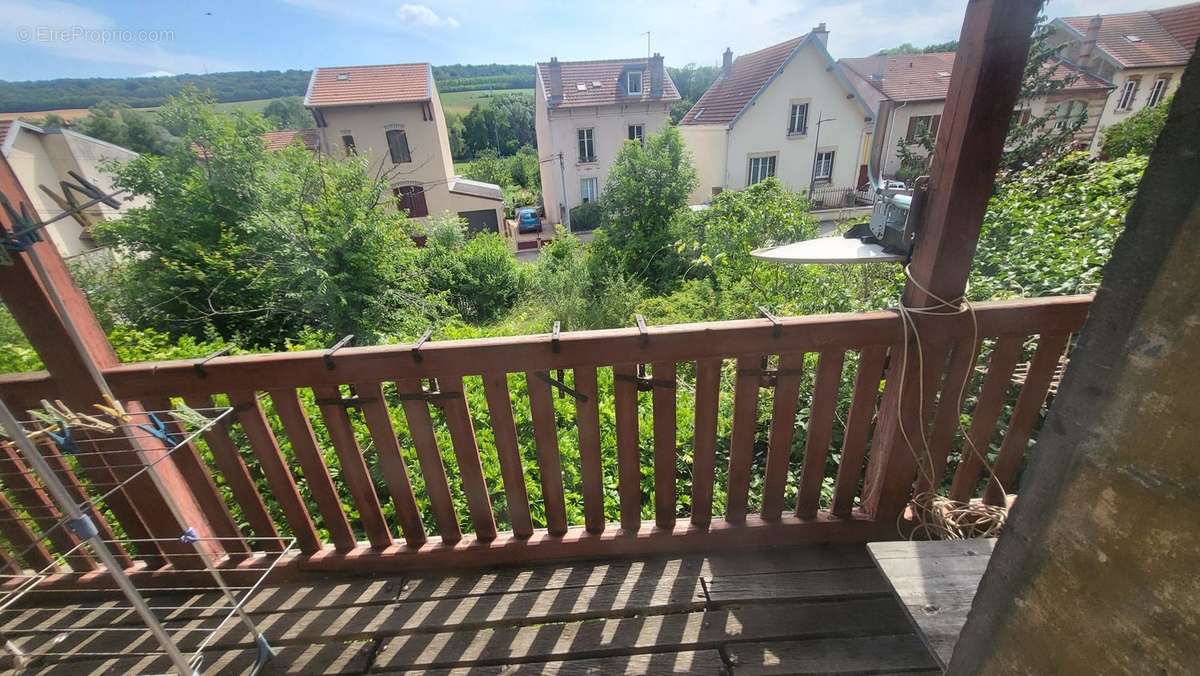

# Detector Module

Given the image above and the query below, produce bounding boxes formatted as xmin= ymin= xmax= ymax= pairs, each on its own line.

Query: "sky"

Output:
xmin=0 ymin=0 xmax=1187 ymax=82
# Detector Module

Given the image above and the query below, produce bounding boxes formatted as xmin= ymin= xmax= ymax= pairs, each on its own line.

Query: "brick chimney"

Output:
xmin=1079 ymin=15 xmax=1102 ymax=73
xmin=722 ymin=47 xmax=733 ymax=75
xmin=811 ymin=22 xmax=829 ymax=47
xmin=649 ymin=52 xmax=664 ymax=97
xmin=547 ymin=56 xmax=563 ymax=103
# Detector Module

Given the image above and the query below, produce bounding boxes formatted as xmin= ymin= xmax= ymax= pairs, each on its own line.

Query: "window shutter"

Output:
xmin=930 ymin=115 xmax=941 ymax=139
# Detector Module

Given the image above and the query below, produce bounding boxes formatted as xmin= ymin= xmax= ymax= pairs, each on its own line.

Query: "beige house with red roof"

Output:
xmin=1048 ymin=2 xmax=1198 ymax=152
xmin=840 ymin=52 xmax=1112 ymax=176
xmin=534 ymin=55 xmax=679 ymax=226
xmin=304 ymin=63 xmax=504 ymax=233
xmin=677 ymin=25 xmax=877 ymax=206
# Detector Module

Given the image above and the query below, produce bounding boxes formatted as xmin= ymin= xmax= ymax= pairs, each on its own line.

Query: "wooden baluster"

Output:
xmin=949 ymin=336 xmax=1024 ymax=502
xmin=312 ymin=385 xmax=392 ymax=549
xmin=39 ymin=440 xmax=133 ymax=567
xmin=526 ymin=373 xmax=568 ymax=536
xmin=228 ymin=391 xmax=321 ymax=554
xmin=0 ymin=545 xmax=20 ymax=575
xmin=0 ymin=443 xmax=94 ymax=571
xmin=396 ymin=379 xmax=461 ymax=544
xmin=355 ymin=383 xmax=426 ymax=547
xmin=0 ymin=489 xmax=55 ymax=571
xmin=183 ymin=395 xmax=283 ymax=552
xmin=481 ymin=373 xmax=533 ymax=538
xmin=796 ymin=351 xmax=846 ymax=518
xmin=983 ymin=333 xmax=1070 ymax=505
xmin=760 ymin=353 xmax=805 ymax=521
xmin=725 ymin=355 xmax=763 ymax=523
xmin=612 ymin=364 xmax=642 ymax=532
xmin=915 ymin=339 xmax=981 ymax=497
xmin=270 ymin=389 xmax=357 ymax=552
xmin=142 ymin=396 xmax=248 ymax=556
xmin=690 ymin=359 xmax=721 ymax=529
xmin=439 ymin=376 xmax=497 ymax=541
xmin=651 ymin=361 xmax=677 ymax=530
xmin=572 ymin=367 xmax=605 ymax=534
xmin=831 ymin=347 xmax=887 ymax=518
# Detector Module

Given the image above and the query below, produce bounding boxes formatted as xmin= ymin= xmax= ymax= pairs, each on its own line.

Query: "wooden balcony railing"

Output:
xmin=0 ymin=295 xmax=1090 ymax=580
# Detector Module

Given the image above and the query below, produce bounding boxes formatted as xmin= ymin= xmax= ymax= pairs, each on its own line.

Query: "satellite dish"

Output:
xmin=752 ymin=237 xmax=905 ymax=265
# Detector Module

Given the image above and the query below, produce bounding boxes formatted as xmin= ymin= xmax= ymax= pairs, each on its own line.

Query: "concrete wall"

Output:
xmin=534 ymin=71 xmax=673 ymax=225
xmin=679 ymin=124 xmax=728 ymax=204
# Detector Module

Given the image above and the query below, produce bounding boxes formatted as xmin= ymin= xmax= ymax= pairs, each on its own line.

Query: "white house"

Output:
xmin=305 ymin=63 xmax=504 ymax=233
xmin=1046 ymin=2 xmax=1198 ymax=152
xmin=0 ymin=120 xmax=144 ymax=259
xmin=534 ymin=55 xmax=680 ymax=226
xmin=677 ymin=25 xmax=876 ymax=207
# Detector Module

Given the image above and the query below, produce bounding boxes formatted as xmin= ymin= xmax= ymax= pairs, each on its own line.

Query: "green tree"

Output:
xmin=461 ymin=149 xmax=512 ymax=186
xmin=424 ymin=231 xmax=526 ymax=323
xmin=445 ymin=112 xmax=467 ymax=159
xmin=590 ymin=125 xmax=697 ymax=294
xmin=262 ymin=96 xmax=312 ymax=130
xmin=75 ymin=100 xmax=175 ymax=154
xmin=1100 ymin=96 xmax=1171 ymax=158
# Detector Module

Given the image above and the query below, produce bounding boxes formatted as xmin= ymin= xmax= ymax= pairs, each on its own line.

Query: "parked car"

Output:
xmin=516 ymin=207 xmax=542 ymax=234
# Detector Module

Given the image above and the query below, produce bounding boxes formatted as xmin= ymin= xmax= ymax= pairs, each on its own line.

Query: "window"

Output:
xmin=788 ymin=103 xmax=808 ymax=135
xmin=580 ymin=177 xmax=599 ymax=203
xmin=577 ymin=128 xmax=595 ymax=162
xmin=393 ymin=185 xmax=428 ymax=217
xmin=906 ymin=115 xmax=941 ymax=142
xmin=747 ymin=155 xmax=777 ymax=185
xmin=386 ymin=128 xmax=412 ymax=164
xmin=627 ymin=71 xmax=642 ymax=95
xmin=1117 ymin=78 xmax=1139 ymax=111
xmin=628 ymin=124 xmax=644 ymax=144
xmin=1055 ymin=100 xmax=1088 ymax=129
xmin=341 ymin=133 xmax=356 ymax=155
xmin=1147 ymin=77 xmax=1170 ymax=108
xmin=1014 ymin=109 xmax=1033 ymax=126
xmin=814 ymin=150 xmax=835 ymax=181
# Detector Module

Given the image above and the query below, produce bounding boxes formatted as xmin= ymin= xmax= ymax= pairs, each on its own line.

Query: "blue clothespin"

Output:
xmin=137 ymin=412 xmax=179 ymax=447
xmin=179 ymin=527 xmax=199 ymax=544
xmin=46 ymin=420 xmax=81 ymax=455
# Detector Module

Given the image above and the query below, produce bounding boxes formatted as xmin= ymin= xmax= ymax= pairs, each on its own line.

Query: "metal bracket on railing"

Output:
xmin=397 ymin=389 xmax=462 ymax=403
xmin=757 ymin=305 xmax=783 ymax=338
xmin=635 ymin=314 xmax=649 ymax=346
xmin=616 ymin=364 xmax=676 ymax=392
xmin=193 ymin=346 xmax=233 ymax=378
xmin=314 ymin=395 xmax=375 ymax=408
xmin=535 ymin=371 xmax=587 ymax=402
xmin=738 ymin=362 xmax=803 ymax=388
xmin=411 ymin=328 xmax=432 ymax=363
xmin=551 ymin=321 xmax=561 ymax=353
xmin=323 ymin=334 xmax=354 ymax=370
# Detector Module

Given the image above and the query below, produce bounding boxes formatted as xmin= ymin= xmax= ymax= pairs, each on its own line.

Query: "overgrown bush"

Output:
xmin=425 ymin=232 xmax=526 ymax=323
xmin=569 ymin=202 xmax=601 ymax=231
xmin=1100 ymin=97 xmax=1171 ymax=159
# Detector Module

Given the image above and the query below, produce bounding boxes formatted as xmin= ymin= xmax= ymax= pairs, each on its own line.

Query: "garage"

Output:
xmin=458 ymin=209 xmax=500 ymax=235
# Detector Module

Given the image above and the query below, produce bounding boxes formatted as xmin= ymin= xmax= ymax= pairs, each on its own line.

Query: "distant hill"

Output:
xmin=0 ymin=65 xmax=535 ymax=114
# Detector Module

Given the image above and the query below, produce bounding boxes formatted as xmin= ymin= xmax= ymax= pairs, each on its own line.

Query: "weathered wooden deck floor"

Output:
xmin=7 ymin=544 xmax=942 ymax=674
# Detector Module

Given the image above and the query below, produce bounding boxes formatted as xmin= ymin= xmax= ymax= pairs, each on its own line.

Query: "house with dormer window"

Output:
xmin=304 ymin=63 xmax=504 ymax=233
xmin=534 ymin=55 xmax=680 ymax=227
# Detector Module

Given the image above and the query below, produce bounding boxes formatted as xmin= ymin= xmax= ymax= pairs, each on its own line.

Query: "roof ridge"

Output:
xmin=538 ymin=57 xmax=652 ymax=66
xmin=731 ymin=34 xmax=807 ymax=63
xmin=312 ymin=62 xmax=431 ymax=71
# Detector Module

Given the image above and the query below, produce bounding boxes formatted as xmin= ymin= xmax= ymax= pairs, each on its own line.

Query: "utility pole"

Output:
xmin=558 ymin=151 xmax=571 ymax=233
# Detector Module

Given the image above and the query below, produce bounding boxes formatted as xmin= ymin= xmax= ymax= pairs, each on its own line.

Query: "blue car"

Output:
xmin=516 ymin=207 xmax=542 ymax=234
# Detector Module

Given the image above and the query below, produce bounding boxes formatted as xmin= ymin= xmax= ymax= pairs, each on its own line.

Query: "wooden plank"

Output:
xmin=313 ymin=384 xmax=392 ymax=549
xmin=831 ymin=347 xmax=886 ymax=518
xmin=35 ymin=638 xmax=374 ymax=675
xmin=0 ymin=488 xmax=55 ymax=570
xmin=651 ymin=361 xmax=677 ymax=529
xmin=915 ymin=339 xmax=981 ymax=497
xmin=611 ymin=364 xmax=642 ymax=532
xmin=760 ymin=353 xmax=805 ymax=521
xmin=796 ymin=350 xmax=846 ymax=519
xmin=689 ymin=359 xmax=721 ymax=528
xmin=395 ymin=379 xmax=461 ymax=544
xmin=355 ymin=382 xmax=427 ymax=547
xmin=228 ymin=391 xmax=321 ymax=555
xmin=373 ymin=598 xmax=911 ymax=670
xmin=37 ymin=440 xmax=133 ymax=567
xmin=0 ymin=443 xmax=93 ymax=571
xmin=948 ymin=336 xmax=1024 ymax=502
xmin=725 ymin=355 xmax=763 ymax=523
xmin=727 ymin=634 xmax=939 ymax=675
xmin=481 ymin=373 xmax=533 ymax=538
xmin=183 ymin=394 xmax=283 ymax=552
xmin=703 ymin=567 xmax=892 ymax=604
xmin=393 ymin=650 xmax=727 ymax=676
xmin=983 ymin=333 xmax=1070 ymax=505
xmin=439 ymin=376 xmax=497 ymax=542
xmin=571 ymin=367 xmax=604 ymax=534
xmin=525 ymin=373 xmax=567 ymax=536
xmin=141 ymin=396 xmax=248 ymax=556
xmin=270 ymin=389 xmax=356 ymax=551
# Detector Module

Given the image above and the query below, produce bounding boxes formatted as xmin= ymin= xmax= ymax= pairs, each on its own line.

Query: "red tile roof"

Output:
xmin=305 ymin=63 xmax=432 ymax=108
xmin=840 ymin=52 xmax=1111 ymax=103
xmin=679 ymin=36 xmax=805 ymax=126
xmin=536 ymin=58 xmax=680 ymax=108
xmin=1061 ymin=3 xmax=1198 ymax=68
xmin=262 ymin=128 xmax=319 ymax=151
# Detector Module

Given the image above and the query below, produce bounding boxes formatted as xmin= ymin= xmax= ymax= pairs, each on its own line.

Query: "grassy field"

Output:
xmin=440 ymin=89 xmax=533 ymax=116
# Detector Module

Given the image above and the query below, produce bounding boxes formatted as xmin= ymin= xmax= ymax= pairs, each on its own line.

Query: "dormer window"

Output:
xmin=1124 ymin=34 xmax=1143 ymax=43
xmin=627 ymin=71 xmax=643 ymax=95
xmin=336 ymin=72 xmax=351 ymax=81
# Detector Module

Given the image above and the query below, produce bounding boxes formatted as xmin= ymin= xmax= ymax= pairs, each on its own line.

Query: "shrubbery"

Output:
xmin=1100 ymin=97 xmax=1171 ymax=159
xmin=568 ymin=202 xmax=601 ymax=231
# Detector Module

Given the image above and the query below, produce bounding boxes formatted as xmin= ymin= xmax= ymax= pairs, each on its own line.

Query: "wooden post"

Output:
xmin=860 ymin=0 xmax=1042 ymax=526
xmin=0 ymin=153 xmax=222 ymax=560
